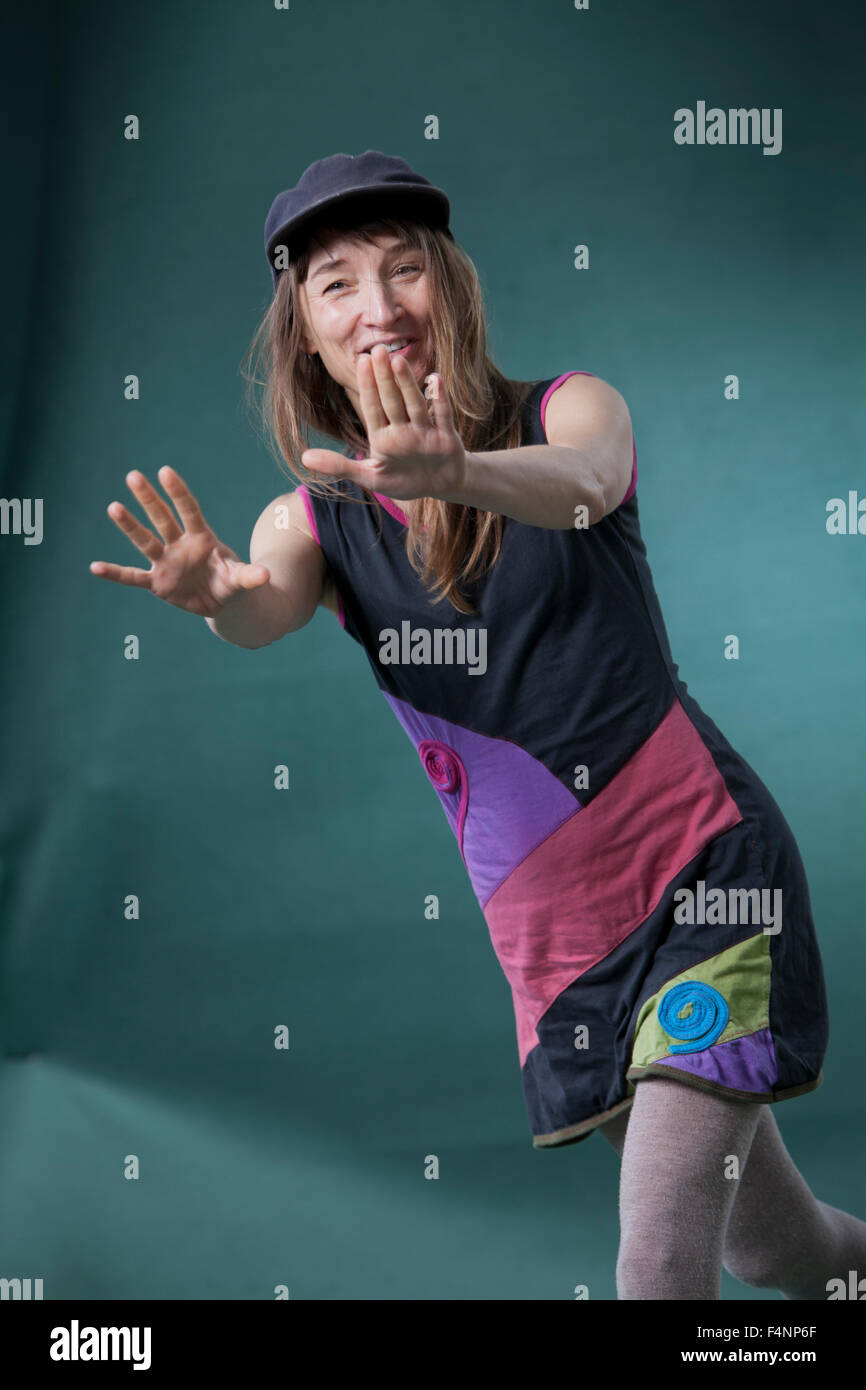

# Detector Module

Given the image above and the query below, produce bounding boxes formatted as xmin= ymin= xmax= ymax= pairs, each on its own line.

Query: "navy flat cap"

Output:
xmin=264 ymin=150 xmax=453 ymax=290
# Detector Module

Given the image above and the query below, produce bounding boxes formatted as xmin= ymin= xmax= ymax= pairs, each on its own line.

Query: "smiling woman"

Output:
xmin=231 ymin=150 xmax=855 ymax=1301
xmin=245 ymin=208 xmax=538 ymax=614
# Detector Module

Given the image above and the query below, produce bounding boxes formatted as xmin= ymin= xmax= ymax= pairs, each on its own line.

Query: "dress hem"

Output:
xmin=530 ymin=1067 xmax=825 ymax=1149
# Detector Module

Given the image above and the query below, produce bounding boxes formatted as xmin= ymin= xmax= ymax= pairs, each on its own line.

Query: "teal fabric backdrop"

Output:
xmin=1 ymin=0 xmax=863 ymax=1300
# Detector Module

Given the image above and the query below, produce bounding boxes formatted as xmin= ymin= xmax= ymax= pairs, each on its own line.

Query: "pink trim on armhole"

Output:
xmin=296 ymin=485 xmax=345 ymax=629
xmin=540 ymin=371 xmax=637 ymax=507
xmin=296 ymin=484 xmax=321 ymax=544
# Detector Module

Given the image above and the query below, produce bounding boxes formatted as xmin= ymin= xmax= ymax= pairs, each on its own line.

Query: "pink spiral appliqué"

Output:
xmin=417 ymin=739 xmax=469 ymax=859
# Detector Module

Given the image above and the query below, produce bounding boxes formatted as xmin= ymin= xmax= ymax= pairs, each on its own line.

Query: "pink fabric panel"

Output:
xmin=295 ymin=485 xmax=345 ymax=629
xmin=540 ymin=370 xmax=637 ymax=511
xmin=483 ymin=697 xmax=744 ymax=1067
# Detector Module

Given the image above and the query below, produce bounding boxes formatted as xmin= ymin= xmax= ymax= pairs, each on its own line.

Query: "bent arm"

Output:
xmin=206 ymin=490 xmax=325 ymax=648
xmin=435 ymin=374 xmax=635 ymax=529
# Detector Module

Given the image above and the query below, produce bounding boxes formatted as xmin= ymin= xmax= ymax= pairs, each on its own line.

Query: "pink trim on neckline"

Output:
xmin=352 ymin=450 xmax=413 ymax=526
xmin=540 ymin=371 xmax=637 ymax=507
xmin=374 ymin=493 xmax=411 ymax=526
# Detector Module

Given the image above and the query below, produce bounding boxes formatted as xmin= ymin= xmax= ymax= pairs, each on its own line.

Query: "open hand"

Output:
xmin=90 ymin=466 xmax=270 ymax=616
xmin=301 ymin=343 xmax=468 ymax=501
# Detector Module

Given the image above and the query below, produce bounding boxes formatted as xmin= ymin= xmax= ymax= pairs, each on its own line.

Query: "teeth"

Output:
xmin=373 ymin=340 xmax=409 ymax=352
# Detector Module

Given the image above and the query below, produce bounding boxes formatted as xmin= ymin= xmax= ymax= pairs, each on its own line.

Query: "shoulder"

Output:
xmin=540 ymin=371 xmax=635 ymax=515
xmin=540 ymin=371 xmax=631 ymax=444
xmin=250 ymin=487 xmax=342 ymax=619
xmin=251 ymin=486 xmax=318 ymax=545
xmin=272 ymin=480 xmax=355 ymax=544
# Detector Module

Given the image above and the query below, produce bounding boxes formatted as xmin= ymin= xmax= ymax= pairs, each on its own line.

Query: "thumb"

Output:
xmin=234 ymin=562 xmax=271 ymax=589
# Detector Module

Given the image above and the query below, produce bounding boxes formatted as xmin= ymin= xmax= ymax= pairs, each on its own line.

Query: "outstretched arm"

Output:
xmin=302 ymin=344 xmax=633 ymax=530
xmin=441 ymin=372 xmax=634 ymax=529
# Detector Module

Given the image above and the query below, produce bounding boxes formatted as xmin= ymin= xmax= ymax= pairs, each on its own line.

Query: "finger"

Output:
xmin=356 ymin=352 xmax=388 ymax=434
xmin=369 ymin=343 xmax=409 ymax=425
xmin=391 ymin=353 xmax=430 ymax=427
xmin=125 ymin=471 xmax=184 ymax=543
xmin=89 ymin=560 xmax=153 ymax=588
xmin=301 ymin=448 xmax=351 ymax=480
xmin=106 ymin=500 xmax=164 ymax=563
xmin=423 ymin=372 xmax=455 ymax=430
xmin=301 ymin=449 xmax=388 ymax=494
xmin=156 ymin=466 xmax=213 ymax=536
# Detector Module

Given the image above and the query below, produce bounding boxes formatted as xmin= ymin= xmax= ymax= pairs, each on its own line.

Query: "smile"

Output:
xmin=362 ymin=339 xmax=414 ymax=359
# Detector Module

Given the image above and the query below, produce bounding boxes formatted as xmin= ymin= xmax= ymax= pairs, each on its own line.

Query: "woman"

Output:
xmin=90 ymin=151 xmax=866 ymax=1300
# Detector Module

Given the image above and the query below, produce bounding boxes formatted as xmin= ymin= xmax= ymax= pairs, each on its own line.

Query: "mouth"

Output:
xmin=361 ymin=339 xmax=415 ymax=360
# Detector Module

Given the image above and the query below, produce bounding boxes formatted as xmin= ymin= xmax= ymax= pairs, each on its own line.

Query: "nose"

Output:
xmin=360 ymin=273 xmax=404 ymax=324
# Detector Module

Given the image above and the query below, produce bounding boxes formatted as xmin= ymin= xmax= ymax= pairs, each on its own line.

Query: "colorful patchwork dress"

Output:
xmin=296 ymin=371 xmax=829 ymax=1148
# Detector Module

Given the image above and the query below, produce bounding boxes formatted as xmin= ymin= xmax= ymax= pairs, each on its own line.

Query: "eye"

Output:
xmin=322 ymin=263 xmax=421 ymax=294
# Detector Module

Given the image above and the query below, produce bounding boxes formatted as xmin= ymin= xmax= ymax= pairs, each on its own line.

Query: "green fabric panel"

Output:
xmin=629 ymin=932 xmax=771 ymax=1068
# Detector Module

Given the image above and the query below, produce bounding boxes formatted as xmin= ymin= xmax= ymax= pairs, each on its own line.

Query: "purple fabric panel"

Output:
xmin=382 ymin=691 xmax=579 ymax=905
xmin=651 ymin=1026 xmax=778 ymax=1093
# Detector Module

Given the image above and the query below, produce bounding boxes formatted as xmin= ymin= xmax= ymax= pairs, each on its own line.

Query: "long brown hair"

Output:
xmin=242 ymin=216 xmax=536 ymax=614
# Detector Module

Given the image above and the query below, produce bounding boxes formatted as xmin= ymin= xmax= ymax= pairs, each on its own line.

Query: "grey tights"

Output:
xmin=598 ymin=1076 xmax=866 ymax=1300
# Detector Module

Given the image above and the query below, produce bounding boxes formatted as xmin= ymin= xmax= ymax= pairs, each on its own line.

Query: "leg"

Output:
xmin=612 ymin=1076 xmax=762 ymax=1299
xmin=721 ymin=1104 xmax=866 ymax=1299
xmin=599 ymin=1087 xmax=866 ymax=1298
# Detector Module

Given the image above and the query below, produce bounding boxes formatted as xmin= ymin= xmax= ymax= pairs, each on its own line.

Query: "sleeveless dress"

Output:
xmin=296 ymin=371 xmax=829 ymax=1149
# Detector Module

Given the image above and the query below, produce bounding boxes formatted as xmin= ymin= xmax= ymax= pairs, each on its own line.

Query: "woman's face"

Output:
xmin=299 ymin=229 xmax=432 ymax=422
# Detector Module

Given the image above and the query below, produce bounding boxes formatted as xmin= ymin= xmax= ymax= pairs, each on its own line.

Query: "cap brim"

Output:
xmin=267 ymin=185 xmax=450 ymax=268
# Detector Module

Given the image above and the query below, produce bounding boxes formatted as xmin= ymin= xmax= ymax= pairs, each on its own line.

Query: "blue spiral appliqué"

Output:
xmin=656 ymin=982 xmax=729 ymax=1054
